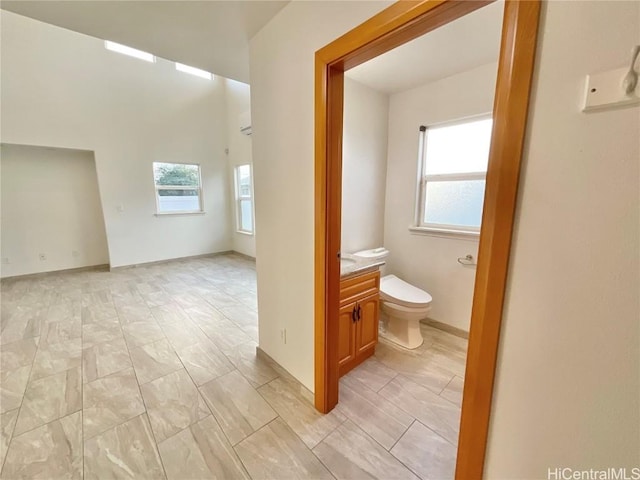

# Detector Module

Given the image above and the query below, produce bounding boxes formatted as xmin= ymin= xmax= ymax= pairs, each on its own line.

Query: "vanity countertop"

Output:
xmin=340 ymin=253 xmax=384 ymax=279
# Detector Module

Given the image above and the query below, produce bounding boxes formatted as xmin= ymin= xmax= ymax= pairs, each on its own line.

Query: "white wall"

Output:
xmin=0 ymin=145 xmax=109 ymax=278
xmin=384 ymin=63 xmax=498 ymax=332
xmin=342 ymin=77 xmax=389 ymax=254
xmin=224 ymin=79 xmax=256 ymax=258
xmin=1 ymin=11 xmax=231 ymax=268
xmin=486 ymin=0 xmax=640 ymax=476
xmin=250 ymin=0 xmax=393 ymax=390
xmin=250 ymin=0 xmax=639 ymax=472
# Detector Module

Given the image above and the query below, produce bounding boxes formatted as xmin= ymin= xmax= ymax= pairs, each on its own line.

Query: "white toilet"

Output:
xmin=353 ymin=248 xmax=432 ymax=349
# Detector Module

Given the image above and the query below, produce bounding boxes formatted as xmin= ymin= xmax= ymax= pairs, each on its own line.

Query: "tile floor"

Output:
xmin=0 ymin=253 xmax=467 ymax=479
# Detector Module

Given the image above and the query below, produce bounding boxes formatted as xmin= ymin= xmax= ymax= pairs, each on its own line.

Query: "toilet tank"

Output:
xmin=353 ymin=247 xmax=389 ymax=276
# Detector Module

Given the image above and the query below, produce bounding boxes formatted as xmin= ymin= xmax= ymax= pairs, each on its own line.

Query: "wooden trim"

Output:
xmin=314 ymin=60 xmax=344 ymax=412
xmin=316 ymin=1 xmax=491 ymax=70
xmin=314 ymin=0 xmax=541 ymax=477
xmin=456 ymin=1 xmax=541 ymax=477
xmin=314 ymin=54 xmax=329 ymax=412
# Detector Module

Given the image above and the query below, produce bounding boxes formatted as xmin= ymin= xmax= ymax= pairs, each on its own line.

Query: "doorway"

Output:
xmin=314 ymin=1 xmax=541 ymax=478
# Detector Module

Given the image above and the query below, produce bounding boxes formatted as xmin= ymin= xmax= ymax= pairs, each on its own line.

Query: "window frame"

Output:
xmin=104 ymin=40 xmax=156 ymax=63
xmin=234 ymin=164 xmax=254 ymax=235
xmin=152 ymin=161 xmax=204 ymax=216
xmin=412 ymin=113 xmax=492 ymax=238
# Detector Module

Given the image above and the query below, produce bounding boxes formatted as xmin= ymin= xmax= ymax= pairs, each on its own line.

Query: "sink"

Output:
xmin=340 ymin=257 xmax=356 ymax=268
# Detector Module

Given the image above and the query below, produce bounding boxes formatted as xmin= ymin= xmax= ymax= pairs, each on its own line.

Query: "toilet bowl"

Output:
xmin=379 ymin=275 xmax=432 ymax=349
xmin=352 ymin=248 xmax=433 ymax=350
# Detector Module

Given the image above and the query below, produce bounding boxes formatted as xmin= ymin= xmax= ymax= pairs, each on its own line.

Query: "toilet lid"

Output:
xmin=380 ymin=275 xmax=432 ymax=308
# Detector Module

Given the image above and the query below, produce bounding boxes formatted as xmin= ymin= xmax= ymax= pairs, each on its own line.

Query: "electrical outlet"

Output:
xmin=1 ymin=257 xmax=9 ymax=265
xmin=280 ymin=328 xmax=287 ymax=344
xmin=39 ymin=253 xmax=47 ymax=261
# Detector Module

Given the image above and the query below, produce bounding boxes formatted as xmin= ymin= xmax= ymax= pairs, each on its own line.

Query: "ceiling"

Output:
xmin=0 ymin=0 xmax=290 ymax=83
xmin=345 ymin=1 xmax=504 ymax=94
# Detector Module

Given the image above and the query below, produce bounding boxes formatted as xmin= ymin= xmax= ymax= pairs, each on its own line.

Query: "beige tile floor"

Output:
xmin=0 ymin=253 xmax=467 ymax=479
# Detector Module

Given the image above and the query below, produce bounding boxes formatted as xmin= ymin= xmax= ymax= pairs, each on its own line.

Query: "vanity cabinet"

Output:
xmin=338 ymin=270 xmax=380 ymax=377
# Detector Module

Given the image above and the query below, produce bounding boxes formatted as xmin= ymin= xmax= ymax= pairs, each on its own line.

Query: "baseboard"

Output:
xmin=2 ymin=251 xmax=254 ymax=278
xmin=256 ymin=346 xmax=314 ymax=401
xmin=1 ymin=263 xmax=110 ymax=282
xmin=109 ymin=251 xmax=234 ymax=271
xmin=255 ymin=346 xmax=288 ymax=374
xmin=230 ymin=251 xmax=256 ymax=262
xmin=424 ymin=318 xmax=469 ymax=339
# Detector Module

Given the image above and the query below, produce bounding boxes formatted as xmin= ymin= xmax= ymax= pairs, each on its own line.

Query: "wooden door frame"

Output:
xmin=314 ymin=0 xmax=541 ymax=477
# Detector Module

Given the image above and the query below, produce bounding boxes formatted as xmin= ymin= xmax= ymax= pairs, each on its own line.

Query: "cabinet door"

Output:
xmin=356 ymin=293 xmax=379 ymax=355
xmin=338 ymin=302 xmax=357 ymax=373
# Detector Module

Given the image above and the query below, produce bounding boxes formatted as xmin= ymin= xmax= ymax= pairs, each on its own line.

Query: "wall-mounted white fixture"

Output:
xmin=175 ymin=63 xmax=213 ymax=80
xmin=104 ymin=41 xmax=155 ymax=63
xmin=583 ymin=45 xmax=640 ymax=112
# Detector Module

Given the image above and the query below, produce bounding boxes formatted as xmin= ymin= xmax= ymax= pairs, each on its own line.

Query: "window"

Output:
xmin=415 ymin=116 xmax=492 ymax=234
xmin=104 ymin=41 xmax=155 ymax=63
xmin=234 ymin=164 xmax=254 ymax=234
xmin=153 ymin=162 xmax=203 ymax=214
xmin=175 ymin=63 xmax=213 ymax=80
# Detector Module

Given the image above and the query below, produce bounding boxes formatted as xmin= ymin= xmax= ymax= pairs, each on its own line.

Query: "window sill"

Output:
xmin=409 ymin=226 xmax=480 ymax=241
xmin=236 ymin=230 xmax=254 ymax=236
xmin=154 ymin=211 xmax=206 ymax=217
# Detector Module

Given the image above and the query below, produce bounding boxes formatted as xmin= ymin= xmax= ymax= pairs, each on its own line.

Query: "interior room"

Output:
xmin=334 ymin=4 xmax=503 ymax=475
xmin=0 ymin=0 xmax=638 ymax=479
xmin=0 ymin=6 xmax=266 ymax=478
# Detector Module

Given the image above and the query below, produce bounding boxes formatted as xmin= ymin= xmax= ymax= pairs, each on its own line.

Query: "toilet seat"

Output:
xmin=380 ymin=275 xmax=432 ymax=308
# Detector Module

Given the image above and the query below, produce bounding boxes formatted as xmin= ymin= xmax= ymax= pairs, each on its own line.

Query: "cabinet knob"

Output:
xmin=352 ymin=306 xmax=357 ymax=323
xmin=357 ymin=304 xmax=362 ymax=321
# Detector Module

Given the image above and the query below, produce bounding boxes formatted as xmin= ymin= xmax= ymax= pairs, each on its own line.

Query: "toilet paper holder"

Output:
xmin=457 ymin=254 xmax=477 ymax=266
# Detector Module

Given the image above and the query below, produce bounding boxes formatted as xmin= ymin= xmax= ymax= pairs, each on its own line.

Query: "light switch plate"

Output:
xmin=583 ymin=66 xmax=640 ymax=112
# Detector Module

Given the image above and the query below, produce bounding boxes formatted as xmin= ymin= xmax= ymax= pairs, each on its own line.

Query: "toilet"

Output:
xmin=353 ymin=248 xmax=432 ymax=349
